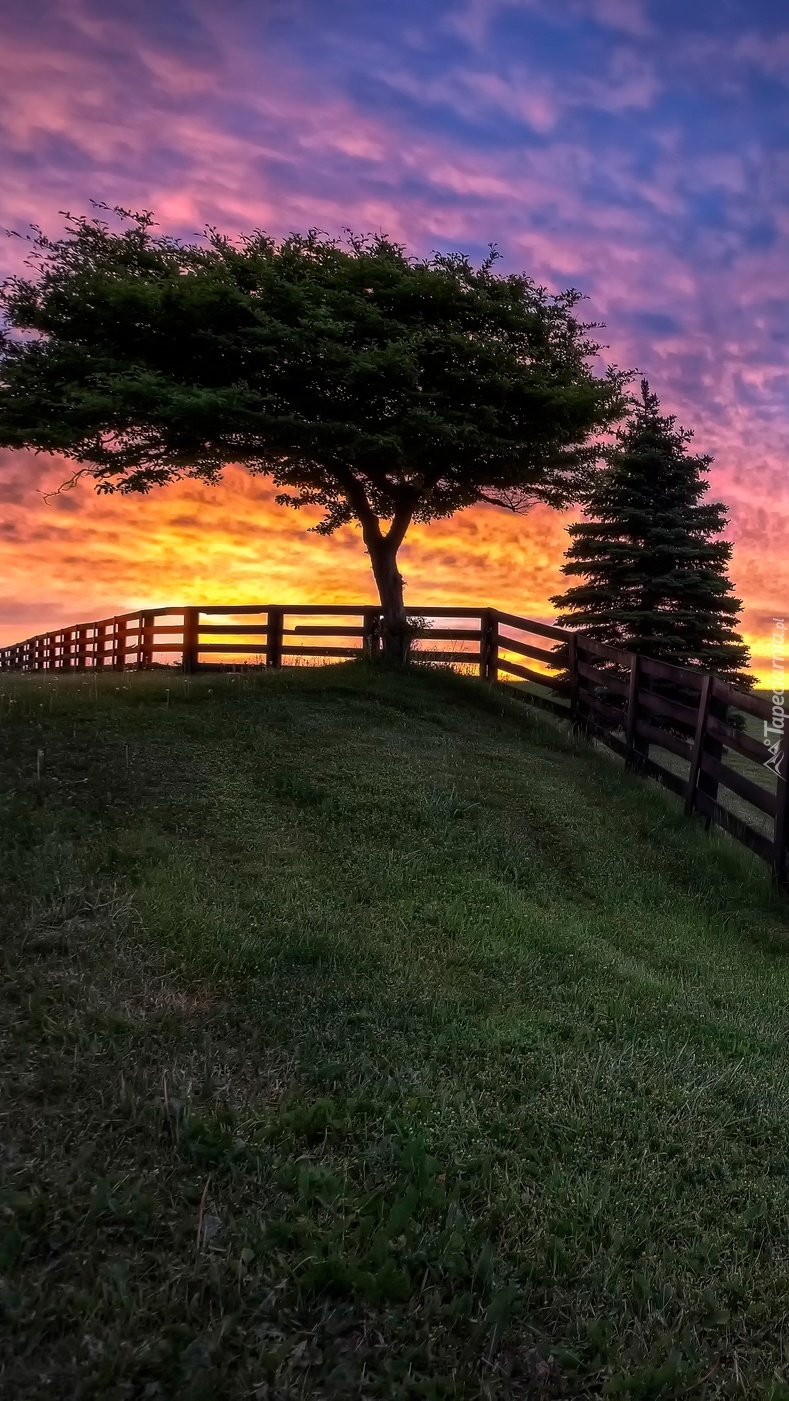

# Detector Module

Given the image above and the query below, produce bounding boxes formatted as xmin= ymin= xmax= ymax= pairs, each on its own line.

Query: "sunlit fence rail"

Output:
xmin=2 ymin=602 xmax=786 ymax=884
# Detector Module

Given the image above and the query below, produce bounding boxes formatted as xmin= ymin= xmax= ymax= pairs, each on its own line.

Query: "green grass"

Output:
xmin=2 ymin=662 xmax=789 ymax=1400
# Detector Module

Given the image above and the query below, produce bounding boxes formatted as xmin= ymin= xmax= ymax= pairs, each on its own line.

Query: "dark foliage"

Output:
xmin=0 ymin=209 xmax=626 ymax=654
xmin=552 ymin=381 xmax=750 ymax=686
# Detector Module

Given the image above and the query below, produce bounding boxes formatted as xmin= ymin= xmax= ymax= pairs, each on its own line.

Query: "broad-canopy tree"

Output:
xmin=0 ymin=209 xmax=626 ymax=658
xmin=552 ymin=380 xmax=750 ymax=684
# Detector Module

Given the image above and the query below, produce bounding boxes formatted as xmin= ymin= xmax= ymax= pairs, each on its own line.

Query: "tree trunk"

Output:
xmin=367 ymin=535 xmax=409 ymax=663
xmin=341 ymin=473 xmax=414 ymax=664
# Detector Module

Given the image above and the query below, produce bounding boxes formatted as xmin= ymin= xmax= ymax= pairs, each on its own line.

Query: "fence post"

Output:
xmin=266 ymin=606 xmax=284 ymax=669
xmin=566 ymin=633 xmax=580 ymax=725
xmin=182 ymin=607 xmax=200 ymax=673
xmin=95 ymin=623 xmax=107 ymax=670
xmin=139 ymin=612 xmax=155 ymax=670
xmin=479 ymin=608 xmax=498 ymax=682
xmin=627 ymin=654 xmax=652 ymax=768
xmin=624 ymin=653 xmax=640 ymax=766
xmin=362 ymin=608 xmax=382 ymax=659
xmin=696 ymin=679 xmax=727 ymax=823
xmin=773 ymin=726 xmax=789 ymax=889
xmin=684 ymin=672 xmax=712 ymax=816
xmin=113 ymin=617 xmax=127 ymax=672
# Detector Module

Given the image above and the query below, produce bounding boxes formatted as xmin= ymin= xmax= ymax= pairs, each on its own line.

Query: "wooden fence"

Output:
xmin=1 ymin=602 xmax=786 ymax=884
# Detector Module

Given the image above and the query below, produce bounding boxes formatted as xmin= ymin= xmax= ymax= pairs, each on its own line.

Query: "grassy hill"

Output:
xmin=2 ymin=662 xmax=789 ymax=1401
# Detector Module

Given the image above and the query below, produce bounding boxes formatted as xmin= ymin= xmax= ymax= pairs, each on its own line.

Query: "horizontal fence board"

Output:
xmin=582 ymin=694 xmax=624 ymax=729
xmin=706 ymin=713 xmax=774 ymax=767
xmin=497 ymin=635 xmax=558 ymax=666
xmin=502 ymin=682 xmax=568 ymax=717
xmin=639 ymin=655 xmax=705 ymax=689
xmin=127 ymin=607 xmax=186 ymax=619
xmin=497 ymin=657 xmax=566 ymax=689
xmin=401 ymin=606 xmax=485 ymax=619
xmin=711 ymin=678 xmax=772 ymax=722
xmin=197 ymin=606 xmax=271 ymax=616
xmin=709 ymin=713 xmax=771 ymax=761
xmin=699 ymin=752 xmax=777 ymax=817
xmin=413 ymin=649 xmax=481 ymax=664
xmin=194 ymin=603 xmax=487 ymax=619
xmin=124 ymin=644 xmax=183 ymax=654
xmin=636 ymin=688 xmax=699 ymax=731
xmin=576 ymin=659 xmax=629 ymax=696
xmin=694 ymin=790 xmax=774 ymax=861
xmin=59 ymin=609 xmax=184 ymax=632
xmin=417 ymin=628 xmax=482 ymax=643
xmin=578 ymin=637 xmax=631 ymax=665
xmin=635 ymin=719 xmax=693 ymax=761
xmin=495 ymin=610 xmax=567 ymax=641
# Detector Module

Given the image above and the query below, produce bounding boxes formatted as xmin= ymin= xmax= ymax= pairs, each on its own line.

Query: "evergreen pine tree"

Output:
xmin=551 ymin=380 xmax=750 ymax=686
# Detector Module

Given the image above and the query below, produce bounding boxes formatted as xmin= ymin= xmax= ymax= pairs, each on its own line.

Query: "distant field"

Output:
xmin=2 ymin=663 xmax=789 ymax=1400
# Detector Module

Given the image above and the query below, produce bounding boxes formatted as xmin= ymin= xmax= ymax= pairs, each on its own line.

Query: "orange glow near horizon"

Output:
xmin=0 ymin=456 xmax=778 ymax=687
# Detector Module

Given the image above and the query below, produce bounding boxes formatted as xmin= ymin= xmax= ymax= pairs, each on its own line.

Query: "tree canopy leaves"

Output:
xmin=0 ymin=210 xmax=625 ymax=538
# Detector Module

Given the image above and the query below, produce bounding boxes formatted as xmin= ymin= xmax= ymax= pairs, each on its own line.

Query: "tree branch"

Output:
xmin=334 ymin=465 xmax=383 ymax=546
xmin=477 ymin=489 xmax=537 ymax=513
xmin=41 ymin=466 xmax=93 ymax=503
xmin=384 ymin=501 xmax=415 ymax=551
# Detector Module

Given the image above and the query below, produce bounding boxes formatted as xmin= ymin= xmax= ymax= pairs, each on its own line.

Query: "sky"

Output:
xmin=1 ymin=0 xmax=787 ymax=680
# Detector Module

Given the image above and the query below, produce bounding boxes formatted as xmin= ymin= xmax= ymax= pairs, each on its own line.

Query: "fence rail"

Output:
xmin=1 ymin=603 xmax=786 ymax=885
